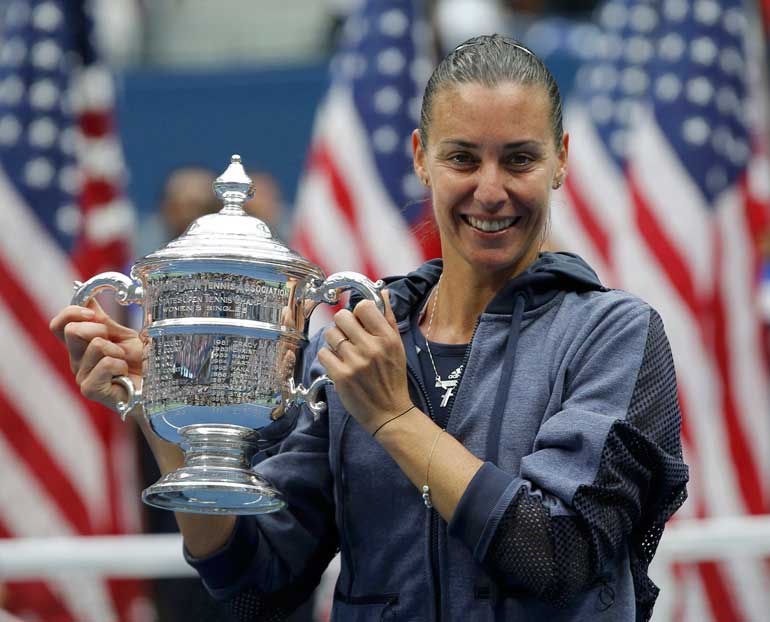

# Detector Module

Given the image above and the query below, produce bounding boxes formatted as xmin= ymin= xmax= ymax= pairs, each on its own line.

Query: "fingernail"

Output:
xmin=80 ymin=308 xmax=95 ymax=318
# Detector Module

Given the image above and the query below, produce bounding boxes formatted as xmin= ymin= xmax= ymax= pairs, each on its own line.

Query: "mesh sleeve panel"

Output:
xmin=222 ymin=589 xmax=290 ymax=622
xmin=487 ymin=486 xmax=593 ymax=607
xmin=588 ymin=309 xmax=687 ymax=620
xmin=486 ymin=309 xmax=688 ymax=618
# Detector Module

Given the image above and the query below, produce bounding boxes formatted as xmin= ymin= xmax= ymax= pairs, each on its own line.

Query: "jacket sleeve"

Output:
xmin=448 ymin=304 xmax=688 ymax=616
xmin=185 ymin=331 xmax=339 ymax=620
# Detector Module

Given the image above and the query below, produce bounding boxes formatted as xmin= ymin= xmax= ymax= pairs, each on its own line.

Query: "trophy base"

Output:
xmin=142 ymin=423 xmax=286 ymax=514
xmin=142 ymin=466 xmax=286 ymax=514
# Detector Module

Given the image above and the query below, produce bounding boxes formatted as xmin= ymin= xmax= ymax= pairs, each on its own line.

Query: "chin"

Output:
xmin=468 ymin=244 xmax=541 ymax=277
xmin=467 ymin=254 xmax=525 ymax=277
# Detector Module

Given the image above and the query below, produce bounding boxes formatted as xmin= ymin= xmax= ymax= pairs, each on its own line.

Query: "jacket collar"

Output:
xmin=374 ymin=252 xmax=606 ymax=325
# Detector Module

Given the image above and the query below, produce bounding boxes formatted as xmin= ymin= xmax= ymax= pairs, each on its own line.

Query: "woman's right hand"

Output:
xmin=49 ymin=300 xmax=143 ymax=414
xmin=51 ymin=301 xmax=234 ymax=554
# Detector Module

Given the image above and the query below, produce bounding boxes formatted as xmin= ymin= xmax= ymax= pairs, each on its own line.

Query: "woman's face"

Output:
xmin=413 ymin=81 xmax=568 ymax=281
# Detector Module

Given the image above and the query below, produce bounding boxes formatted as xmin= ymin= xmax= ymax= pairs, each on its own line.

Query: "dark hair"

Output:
xmin=419 ymin=34 xmax=563 ymax=148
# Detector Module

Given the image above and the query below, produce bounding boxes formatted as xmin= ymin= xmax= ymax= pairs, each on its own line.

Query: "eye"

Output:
xmin=447 ymin=152 xmax=477 ymax=166
xmin=505 ymin=153 xmax=535 ymax=167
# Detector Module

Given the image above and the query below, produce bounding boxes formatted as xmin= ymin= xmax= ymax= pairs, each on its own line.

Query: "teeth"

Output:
xmin=465 ymin=216 xmax=516 ymax=232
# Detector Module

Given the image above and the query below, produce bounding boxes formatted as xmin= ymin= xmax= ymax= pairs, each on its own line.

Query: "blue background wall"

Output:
xmin=115 ymin=63 xmax=329 ymax=217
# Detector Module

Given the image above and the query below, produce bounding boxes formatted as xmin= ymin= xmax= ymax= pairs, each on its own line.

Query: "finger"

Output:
xmin=63 ymin=321 xmax=110 ymax=373
xmin=332 ymin=308 xmax=369 ymax=344
xmin=324 ymin=326 xmax=350 ymax=355
xmin=50 ymin=305 xmax=96 ymax=340
xmin=77 ymin=337 xmax=127 ymax=386
xmin=80 ymin=355 xmax=131 ymax=407
xmin=382 ymin=290 xmax=399 ymax=333
xmin=80 ymin=298 xmax=137 ymax=340
xmin=317 ymin=345 xmax=344 ymax=380
xmin=353 ymin=299 xmax=392 ymax=337
xmin=119 ymin=334 xmax=144 ymax=365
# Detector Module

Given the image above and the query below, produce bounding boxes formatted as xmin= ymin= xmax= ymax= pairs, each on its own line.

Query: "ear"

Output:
xmin=412 ymin=129 xmax=429 ymax=186
xmin=553 ymin=132 xmax=569 ymax=189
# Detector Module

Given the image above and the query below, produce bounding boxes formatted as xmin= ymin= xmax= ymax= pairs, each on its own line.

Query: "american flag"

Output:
xmin=292 ymin=0 xmax=440 ymax=301
xmin=0 ymin=1 xmax=149 ymax=620
xmin=550 ymin=0 xmax=770 ymax=619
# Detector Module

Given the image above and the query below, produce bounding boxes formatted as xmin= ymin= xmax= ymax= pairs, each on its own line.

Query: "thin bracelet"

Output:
xmin=422 ymin=429 xmax=446 ymax=509
xmin=372 ymin=405 xmax=416 ymax=437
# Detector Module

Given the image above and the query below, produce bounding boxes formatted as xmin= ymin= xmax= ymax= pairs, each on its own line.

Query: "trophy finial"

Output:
xmin=213 ymin=154 xmax=255 ymax=213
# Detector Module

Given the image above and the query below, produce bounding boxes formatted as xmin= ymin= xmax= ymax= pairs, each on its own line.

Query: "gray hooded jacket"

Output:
xmin=187 ymin=252 xmax=689 ymax=622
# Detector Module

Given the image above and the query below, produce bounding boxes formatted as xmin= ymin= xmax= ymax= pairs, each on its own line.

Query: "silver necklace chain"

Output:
xmin=424 ymin=275 xmax=465 ymax=408
xmin=424 ymin=276 xmax=442 ymax=385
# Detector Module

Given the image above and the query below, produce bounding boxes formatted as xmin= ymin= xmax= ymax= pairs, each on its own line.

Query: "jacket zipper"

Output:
xmin=406 ymin=318 xmax=481 ymax=622
xmin=405 ymin=361 xmax=442 ymax=621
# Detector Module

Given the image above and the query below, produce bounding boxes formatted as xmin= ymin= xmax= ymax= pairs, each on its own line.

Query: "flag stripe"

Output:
xmin=628 ymin=171 xmax=702 ymax=323
xmin=712 ymin=228 xmax=765 ymax=514
xmin=562 ymin=174 xmax=612 ymax=268
xmin=308 ymin=142 xmax=378 ymax=278
xmin=674 ymin=391 xmax=748 ymax=621
xmin=0 ymin=255 xmax=80 ymax=386
xmin=697 ymin=560 xmax=744 ymax=622
xmin=0 ymin=435 xmax=117 ymax=622
xmin=0 ymin=388 xmax=90 ymax=531
xmin=0 ymin=299 xmax=109 ymax=523
xmin=310 ymin=88 xmax=425 ymax=276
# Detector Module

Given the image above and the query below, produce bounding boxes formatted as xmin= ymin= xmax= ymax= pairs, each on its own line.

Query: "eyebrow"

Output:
xmin=439 ymin=139 xmax=544 ymax=149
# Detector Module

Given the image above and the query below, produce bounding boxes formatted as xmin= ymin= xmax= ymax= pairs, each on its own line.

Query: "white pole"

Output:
xmin=0 ymin=533 xmax=195 ymax=579
xmin=2 ymin=516 xmax=770 ymax=581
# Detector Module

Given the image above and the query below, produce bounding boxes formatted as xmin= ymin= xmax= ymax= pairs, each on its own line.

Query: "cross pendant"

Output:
xmin=435 ymin=378 xmax=457 ymax=408
xmin=439 ymin=385 xmax=455 ymax=408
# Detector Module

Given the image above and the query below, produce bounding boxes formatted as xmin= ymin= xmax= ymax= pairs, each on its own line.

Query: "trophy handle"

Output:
xmin=71 ymin=272 xmax=145 ymax=421
xmin=71 ymin=271 xmax=144 ymax=307
xmin=297 ymin=272 xmax=385 ymax=417
xmin=287 ymin=376 xmax=333 ymax=420
xmin=304 ymin=272 xmax=385 ymax=317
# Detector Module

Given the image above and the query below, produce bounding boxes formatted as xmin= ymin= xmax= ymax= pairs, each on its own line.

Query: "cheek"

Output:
xmin=518 ymin=177 xmax=553 ymax=212
xmin=429 ymin=188 xmax=456 ymax=222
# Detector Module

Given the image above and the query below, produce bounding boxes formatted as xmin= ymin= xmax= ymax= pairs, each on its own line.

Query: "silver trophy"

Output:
xmin=71 ymin=155 xmax=383 ymax=514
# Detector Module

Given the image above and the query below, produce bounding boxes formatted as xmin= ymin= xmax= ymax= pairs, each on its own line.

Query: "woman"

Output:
xmin=51 ymin=35 xmax=688 ymax=621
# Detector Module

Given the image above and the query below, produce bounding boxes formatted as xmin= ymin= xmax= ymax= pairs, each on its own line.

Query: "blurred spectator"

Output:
xmin=135 ymin=166 xmax=220 ymax=258
xmin=244 ymin=170 xmax=288 ymax=240
xmin=159 ymin=166 xmax=221 ymax=238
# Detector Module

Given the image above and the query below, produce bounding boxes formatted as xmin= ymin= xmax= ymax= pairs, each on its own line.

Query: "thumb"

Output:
xmin=86 ymin=297 xmax=135 ymax=338
xmin=382 ymin=289 xmax=398 ymax=332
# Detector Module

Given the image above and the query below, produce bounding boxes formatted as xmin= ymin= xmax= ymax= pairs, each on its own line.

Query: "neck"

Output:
xmin=422 ymin=253 xmax=537 ymax=344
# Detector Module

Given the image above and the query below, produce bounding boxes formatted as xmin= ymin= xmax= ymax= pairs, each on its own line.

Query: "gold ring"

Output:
xmin=333 ymin=337 xmax=350 ymax=353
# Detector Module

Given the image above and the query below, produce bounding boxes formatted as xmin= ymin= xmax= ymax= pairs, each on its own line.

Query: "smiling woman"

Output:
xmin=51 ymin=34 xmax=688 ymax=622
xmin=412 ymin=80 xmax=567 ymax=295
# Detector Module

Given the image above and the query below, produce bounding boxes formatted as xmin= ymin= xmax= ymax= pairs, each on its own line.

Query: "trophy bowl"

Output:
xmin=71 ymin=155 xmax=383 ymax=514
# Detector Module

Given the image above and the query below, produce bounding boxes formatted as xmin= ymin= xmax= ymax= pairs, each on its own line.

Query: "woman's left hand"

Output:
xmin=317 ymin=290 xmax=413 ymax=434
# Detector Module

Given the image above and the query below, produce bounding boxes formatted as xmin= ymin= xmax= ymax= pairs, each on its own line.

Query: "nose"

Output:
xmin=473 ymin=163 xmax=507 ymax=210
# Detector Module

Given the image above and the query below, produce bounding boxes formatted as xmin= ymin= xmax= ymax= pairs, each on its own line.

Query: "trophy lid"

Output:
xmin=133 ymin=155 xmax=323 ymax=280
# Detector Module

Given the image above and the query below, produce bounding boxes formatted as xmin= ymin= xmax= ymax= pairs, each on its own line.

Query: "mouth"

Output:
xmin=462 ymin=215 xmax=522 ymax=233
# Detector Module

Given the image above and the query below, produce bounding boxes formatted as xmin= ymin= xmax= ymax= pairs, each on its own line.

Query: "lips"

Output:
xmin=462 ymin=215 xmax=521 ymax=232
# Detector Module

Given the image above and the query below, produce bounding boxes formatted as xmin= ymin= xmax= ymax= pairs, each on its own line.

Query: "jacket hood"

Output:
xmin=378 ymin=252 xmax=606 ymax=322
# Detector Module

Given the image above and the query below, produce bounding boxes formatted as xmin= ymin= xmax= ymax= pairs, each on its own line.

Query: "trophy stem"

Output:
xmin=142 ymin=424 xmax=286 ymax=514
xmin=182 ymin=425 xmax=256 ymax=469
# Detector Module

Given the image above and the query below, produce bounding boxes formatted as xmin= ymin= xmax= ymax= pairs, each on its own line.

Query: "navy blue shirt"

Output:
xmin=408 ymin=303 xmax=467 ymax=429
